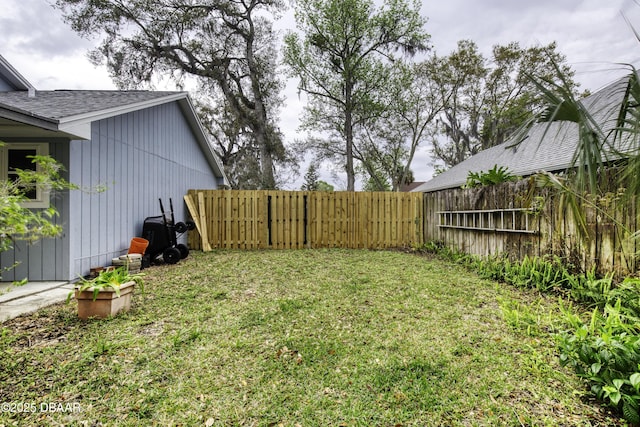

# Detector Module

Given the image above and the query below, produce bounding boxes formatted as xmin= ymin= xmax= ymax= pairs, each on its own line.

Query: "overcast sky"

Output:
xmin=3 ymin=0 xmax=640 ymax=189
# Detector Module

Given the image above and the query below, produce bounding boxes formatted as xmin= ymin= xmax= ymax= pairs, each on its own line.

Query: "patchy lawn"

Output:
xmin=0 ymin=249 xmax=622 ymax=426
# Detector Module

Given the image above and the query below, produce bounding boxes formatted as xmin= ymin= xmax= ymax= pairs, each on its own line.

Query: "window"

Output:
xmin=1 ymin=143 xmax=50 ymax=208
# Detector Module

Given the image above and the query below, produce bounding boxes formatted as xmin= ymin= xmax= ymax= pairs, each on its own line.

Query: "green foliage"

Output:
xmin=362 ymin=167 xmax=391 ymax=191
xmin=283 ymin=0 xmax=429 ymax=190
xmin=504 ymin=256 xmax=570 ymax=292
xmin=301 ymin=163 xmax=334 ymax=191
xmin=432 ymin=40 xmax=581 ymax=169
xmin=473 ymin=254 xmax=572 ymax=292
xmin=569 ymin=269 xmax=616 ymax=308
xmin=69 ymin=267 xmax=145 ymax=302
xmin=497 ymin=296 xmax=560 ymax=338
xmin=355 ymin=60 xmax=437 ymax=191
xmin=556 ymin=297 xmax=640 ymax=423
xmin=464 ymin=165 xmax=519 ymax=188
xmin=301 ymin=163 xmax=320 ymax=191
xmin=315 ymin=180 xmax=334 ymax=191
xmin=529 ymin=45 xmax=640 ymax=261
xmin=56 ymin=0 xmax=288 ymax=189
xmin=0 ymin=151 xmax=78 ymax=280
xmin=419 ymin=240 xmax=471 ymax=263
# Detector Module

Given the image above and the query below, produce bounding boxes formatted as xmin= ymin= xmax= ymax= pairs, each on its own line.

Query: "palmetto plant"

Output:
xmin=527 ymin=31 xmax=640 ymax=423
xmin=527 ymin=58 xmax=640 ymax=243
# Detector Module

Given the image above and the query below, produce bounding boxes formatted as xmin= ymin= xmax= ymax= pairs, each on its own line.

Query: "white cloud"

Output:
xmin=2 ymin=0 xmax=114 ymax=89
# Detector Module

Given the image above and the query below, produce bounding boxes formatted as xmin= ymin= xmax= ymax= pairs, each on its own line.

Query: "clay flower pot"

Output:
xmin=75 ymin=281 xmax=136 ymax=320
xmin=69 ymin=267 xmax=144 ymax=320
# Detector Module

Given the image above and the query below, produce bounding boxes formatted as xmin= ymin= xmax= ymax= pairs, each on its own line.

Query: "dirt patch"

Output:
xmin=2 ymin=302 xmax=74 ymax=349
xmin=138 ymin=320 xmax=166 ymax=337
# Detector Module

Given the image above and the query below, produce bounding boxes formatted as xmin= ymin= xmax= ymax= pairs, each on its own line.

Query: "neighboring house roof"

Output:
xmin=399 ymin=181 xmax=425 ymax=192
xmin=412 ymin=75 xmax=627 ymax=193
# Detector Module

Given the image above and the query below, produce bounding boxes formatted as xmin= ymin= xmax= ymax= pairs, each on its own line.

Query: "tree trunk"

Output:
xmin=245 ymin=11 xmax=276 ymax=189
xmin=345 ymin=82 xmax=355 ymax=192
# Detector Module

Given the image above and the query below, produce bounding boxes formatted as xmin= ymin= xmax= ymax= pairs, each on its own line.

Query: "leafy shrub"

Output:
xmin=419 ymin=241 xmax=471 ymax=263
xmin=570 ymin=269 xmax=615 ymax=308
xmin=0 ymin=151 xmax=78 ymax=282
xmin=473 ymin=256 xmax=506 ymax=281
xmin=557 ymin=299 xmax=640 ymax=424
xmin=69 ymin=267 xmax=145 ymax=302
xmin=507 ymin=256 xmax=572 ymax=291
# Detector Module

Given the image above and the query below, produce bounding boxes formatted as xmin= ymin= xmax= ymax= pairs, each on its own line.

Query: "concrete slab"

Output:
xmin=0 ymin=282 xmax=74 ymax=323
xmin=0 ymin=281 xmax=69 ymax=303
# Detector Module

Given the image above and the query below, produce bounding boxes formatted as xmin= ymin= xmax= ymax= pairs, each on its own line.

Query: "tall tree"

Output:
xmin=301 ymin=162 xmax=320 ymax=191
xmin=356 ymin=58 xmax=448 ymax=191
xmin=195 ymin=92 xmax=292 ymax=189
xmin=432 ymin=40 xmax=581 ymax=169
xmin=55 ymin=0 xmax=288 ymax=189
xmin=283 ymin=0 xmax=429 ymax=191
xmin=362 ymin=168 xmax=391 ymax=192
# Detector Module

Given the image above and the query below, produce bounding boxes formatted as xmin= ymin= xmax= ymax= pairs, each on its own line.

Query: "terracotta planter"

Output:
xmin=75 ymin=281 xmax=136 ymax=320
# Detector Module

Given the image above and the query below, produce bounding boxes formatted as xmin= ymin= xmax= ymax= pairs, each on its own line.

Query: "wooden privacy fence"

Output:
xmin=423 ymin=178 xmax=638 ymax=277
xmin=185 ymin=190 xmax=423 ymax=250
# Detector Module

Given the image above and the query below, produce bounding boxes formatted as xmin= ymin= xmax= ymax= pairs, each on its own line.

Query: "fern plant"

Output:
xmin=464 ymin=165 xmax=519 ymax=188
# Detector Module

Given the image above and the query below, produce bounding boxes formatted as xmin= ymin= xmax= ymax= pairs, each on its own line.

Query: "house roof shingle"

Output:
xmin=0 ymin=90 xmax=184 ymax=123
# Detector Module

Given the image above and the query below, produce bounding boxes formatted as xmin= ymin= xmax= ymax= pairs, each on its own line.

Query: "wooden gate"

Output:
xmin=185 ymin=190 xmax=423 ymax=250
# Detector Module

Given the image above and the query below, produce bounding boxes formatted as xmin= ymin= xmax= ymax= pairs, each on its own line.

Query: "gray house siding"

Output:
xmin=0 ymin=138 xmax=71 ymax=282
xmin=67 ymin=101 xmax=218 ymax=279
xmin=1 ymin=101 xmax=219 ymax=282
xmin=0 ymin=56 xmax=226 ymax=283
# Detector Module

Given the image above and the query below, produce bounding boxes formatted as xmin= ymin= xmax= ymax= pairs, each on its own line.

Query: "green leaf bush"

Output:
xmin=557 ymin=281 xmax=640 ymax=424
xmin=69 ymin=267 xmax=145 ymax=302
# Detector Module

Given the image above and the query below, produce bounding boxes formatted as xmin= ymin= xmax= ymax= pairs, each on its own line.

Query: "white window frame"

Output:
xmin=0 ymin=142 xmax=50 ymax=208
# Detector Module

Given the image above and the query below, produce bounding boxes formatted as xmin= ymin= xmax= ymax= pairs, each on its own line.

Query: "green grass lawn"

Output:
xmin=0 ymin=249 xmax=622 ymax=426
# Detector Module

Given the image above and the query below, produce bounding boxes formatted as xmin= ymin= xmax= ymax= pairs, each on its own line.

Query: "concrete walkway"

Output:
xmin=0 ymin=281 xmax=75 ymax=323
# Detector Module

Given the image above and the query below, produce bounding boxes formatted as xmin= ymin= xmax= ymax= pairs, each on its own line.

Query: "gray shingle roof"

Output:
xmin=412 ymin=76 xmax=628 ymax=192
xmin=0 ymin=90 xmax=183 ymax=122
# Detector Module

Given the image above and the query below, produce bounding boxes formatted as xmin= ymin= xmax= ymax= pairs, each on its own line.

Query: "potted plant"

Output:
xmin=69 ymin=267 xmax=144 ymax=319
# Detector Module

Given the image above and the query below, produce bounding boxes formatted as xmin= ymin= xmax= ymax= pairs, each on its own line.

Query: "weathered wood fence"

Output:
xmin=423 ymin=178 xmax=638 ymax=276
xmin=185 ymin=190 xmax=423 ymax=250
